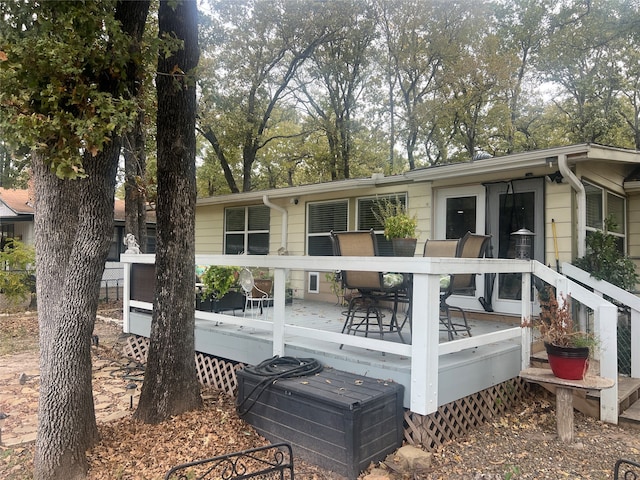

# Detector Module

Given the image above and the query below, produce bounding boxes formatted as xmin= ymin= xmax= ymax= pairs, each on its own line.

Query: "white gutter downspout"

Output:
xmin=558 ymin=153 xmax=586 ymax=258
xmin=263 ymin=195 xmax=288 ymax=254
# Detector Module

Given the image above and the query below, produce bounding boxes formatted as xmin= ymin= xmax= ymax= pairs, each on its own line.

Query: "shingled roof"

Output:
xmin=0 ymin=188 xmax=33 ymax=215
xmin=0 ymin=188 xmax=155 ymax=222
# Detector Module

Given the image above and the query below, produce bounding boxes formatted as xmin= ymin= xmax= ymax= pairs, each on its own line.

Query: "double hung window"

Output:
xmin=307 ymin=200 xmax=348 ymax=256
xmin=584 ymin=181 xmax=626 ymax=252
xmin=224 ymin=205 xmax=270 ymax=254
xmin=357 ymin=194 xmax=407 ymax=256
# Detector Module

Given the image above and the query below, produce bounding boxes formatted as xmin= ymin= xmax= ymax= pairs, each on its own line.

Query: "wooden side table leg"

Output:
xmin=556 ymin=387 xmax=574 ymax=442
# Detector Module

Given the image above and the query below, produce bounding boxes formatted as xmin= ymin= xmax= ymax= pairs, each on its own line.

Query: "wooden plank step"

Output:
xmin=618 ymin=377 xmax=640 ymax=412
xmin=578 ymin=376 xmax=640 ymax=408
xmin=619 ymin=398 xmax=640 ymax=427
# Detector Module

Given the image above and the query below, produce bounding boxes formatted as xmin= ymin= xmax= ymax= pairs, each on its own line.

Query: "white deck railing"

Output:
xmin=561 ymin=262 xmax=640 ymax=377
xmin=121 ymin=254 xmax=619 ymax=423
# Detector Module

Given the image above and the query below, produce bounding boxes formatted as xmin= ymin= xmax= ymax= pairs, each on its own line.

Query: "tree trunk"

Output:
xmin=123 ymin=121 xmax=148 ymax=250
xmin=118 ymin=0 xmax=151 ymax=250
xmin=33 ymin=140 xmax=120 ymax=479
xmin=134 ymin=0 xmax=202 ymax=424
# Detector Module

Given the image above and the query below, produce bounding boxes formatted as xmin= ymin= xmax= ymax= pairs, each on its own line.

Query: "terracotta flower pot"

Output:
xmin=544 ymin=342 xmax=590 ymax=380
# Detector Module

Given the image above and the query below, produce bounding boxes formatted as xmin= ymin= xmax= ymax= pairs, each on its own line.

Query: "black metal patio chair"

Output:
xmin=423 ymin=238 xmax=461 ymax=341
xmin=438 ymin=232 xmax=491 ymax=340
xmin=330 ymin=230 xmax=406 ymax=344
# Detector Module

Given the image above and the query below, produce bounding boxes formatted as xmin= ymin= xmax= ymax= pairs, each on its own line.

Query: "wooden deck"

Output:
xmin=127 ymin=299 xmax=522 ymax=409
xmin=122 ymin=254 xmax=623 ymax=421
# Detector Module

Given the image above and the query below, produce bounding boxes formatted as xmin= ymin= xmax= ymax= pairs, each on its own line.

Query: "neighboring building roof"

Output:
xmin=113 ymin=198 xmax=157 ymax=224
xmin=0 ymin=188 xmax=33 ymax=216
xmin=0 ymin=188 xmax=156 ymax=223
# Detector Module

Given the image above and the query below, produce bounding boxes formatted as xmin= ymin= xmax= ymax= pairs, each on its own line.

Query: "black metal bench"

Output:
xmin=615 ymin=459 xmax=640 ymax=480
xmin=164 ymin=442 xmax=294 ymax=480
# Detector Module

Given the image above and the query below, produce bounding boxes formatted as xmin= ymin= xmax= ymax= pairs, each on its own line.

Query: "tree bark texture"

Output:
xmin=134 ymin=0 xmax=202 ymax=424
xmin=33 ymin=140 xmax=120 ymax=479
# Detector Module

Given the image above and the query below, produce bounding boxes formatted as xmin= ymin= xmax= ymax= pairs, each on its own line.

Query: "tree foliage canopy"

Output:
xmin=0 ymin=1 xmax=139 ymax=179
xmin=195 ymin=0 xmax=640 ymax=195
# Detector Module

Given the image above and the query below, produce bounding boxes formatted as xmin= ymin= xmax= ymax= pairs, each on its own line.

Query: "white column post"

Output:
xmin=272 ymin=267 xmax=286 ymax=356
xmin=410 ymin=271 xmax=440 ymax=415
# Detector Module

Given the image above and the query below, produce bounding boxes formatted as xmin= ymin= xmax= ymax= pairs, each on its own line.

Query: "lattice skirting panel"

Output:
xmin=123 ymin=336 xmax=244 ymax=397
xmin=124 ymin=335 xmax=531 ymax=444
xmin=124 ymin=336 xmax=149 ymax=363
xmin=403 ymin=377 xmax=532 ymax=450
xmin=195 ymin=353 xmax=244 ymax=395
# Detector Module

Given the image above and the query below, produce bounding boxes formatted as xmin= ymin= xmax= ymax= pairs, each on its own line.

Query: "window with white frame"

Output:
xmin=357 ymin=193 xmax=407 ymax=256
xmin=224 ymin=205 xmax=270 ymax=254
xmin=584 ymin=181 xmax=626 ymax=252
xmin=307 ymin=200 xmax=348 ymax=255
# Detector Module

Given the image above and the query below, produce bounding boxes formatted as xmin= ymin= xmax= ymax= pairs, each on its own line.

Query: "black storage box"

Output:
xmin=237 ymin=364 xmax=404 ymax=479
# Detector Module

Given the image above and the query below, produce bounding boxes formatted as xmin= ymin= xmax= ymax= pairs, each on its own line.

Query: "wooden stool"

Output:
xmin=520 ymin=367 xmax=615 ymax=442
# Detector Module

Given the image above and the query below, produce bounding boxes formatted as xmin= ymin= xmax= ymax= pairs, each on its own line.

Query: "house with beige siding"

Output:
xmin=122 ymin=143 xmax=640 ymax=446
xmin=196 ymin=143 xmax=640 ymax=316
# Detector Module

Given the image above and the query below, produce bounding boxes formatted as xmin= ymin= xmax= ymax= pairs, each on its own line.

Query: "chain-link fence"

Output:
xmin=101 ymin=262 xmax=124 ymax=302
xmin=618 ymin=307 xmax=632 ymax=376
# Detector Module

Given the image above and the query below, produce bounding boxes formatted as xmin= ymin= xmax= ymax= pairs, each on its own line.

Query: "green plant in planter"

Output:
xmin=572 ymin=217 xmax=638 ymax=291
xmin=373 ymin=197 xmax=417 ymax=240
xmin=201 ymin=265 xmax=239 ymax=299
xmin=0 ymin=238 xmax=36 ymax=308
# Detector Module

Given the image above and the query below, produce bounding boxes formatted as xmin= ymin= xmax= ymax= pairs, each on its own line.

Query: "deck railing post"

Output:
xmin=272 ymin=267 xmax=287 ymax=356
xmin=597 ymin=301 xmax=619 ymax=423
xmin=410 ymin=269 xmax=440 ymax=416
xmin=521 ymin=267 xmax=532 ymax=371
xmin=122 ymin=262 xmax=131 ymax=333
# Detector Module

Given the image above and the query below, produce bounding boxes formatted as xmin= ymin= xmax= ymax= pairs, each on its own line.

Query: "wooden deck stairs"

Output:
xmin=530 ymin=350 xmax=640 ymax=427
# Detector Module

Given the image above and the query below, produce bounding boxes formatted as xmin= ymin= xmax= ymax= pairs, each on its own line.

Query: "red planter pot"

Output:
xmin=544 ymin=342 xmax=590 ymax=380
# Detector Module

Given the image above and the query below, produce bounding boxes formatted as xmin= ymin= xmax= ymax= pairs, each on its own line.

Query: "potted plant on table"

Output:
xmin=198 ymin=265 xmax=244 ymax=313
xmin=532 ymin=286 xmax=598 ymax=380
xmin=373 ymin=198 xmax=418 ymax=257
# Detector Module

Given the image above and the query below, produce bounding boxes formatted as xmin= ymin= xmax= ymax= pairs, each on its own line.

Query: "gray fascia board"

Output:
xmin=196 ymin=174 xmax=410 ymax=206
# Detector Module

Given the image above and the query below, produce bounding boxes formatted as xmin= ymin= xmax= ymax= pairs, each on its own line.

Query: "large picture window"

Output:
xmin=224 ymin=205 xmax=270 ymax=254
xmin=307 ymin=200 xmax=348 ymax=255
xmin=357 ymin=194 xmax=407 ymax=256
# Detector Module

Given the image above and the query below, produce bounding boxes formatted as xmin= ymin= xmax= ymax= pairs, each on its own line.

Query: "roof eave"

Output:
xmin=196 ymin=173 xmax=410 ymax=206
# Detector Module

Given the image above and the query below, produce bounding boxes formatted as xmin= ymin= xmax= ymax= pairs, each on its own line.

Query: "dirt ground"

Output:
xmin=1 ymin=303 xmax=640 ymax=479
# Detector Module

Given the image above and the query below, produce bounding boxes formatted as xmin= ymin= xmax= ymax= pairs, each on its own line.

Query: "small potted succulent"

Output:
xmin=373 ymin=198 xmax=418 ymax=256
xmin=532 ymin=286 xmax=598 ymax=380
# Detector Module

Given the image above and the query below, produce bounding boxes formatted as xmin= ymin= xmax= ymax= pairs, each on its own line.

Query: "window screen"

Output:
xmin=583 ymin=180 xmax=627 ymax=253
xmin=307 ymin=200 xmax=348 ymax=255
xmin=585 ymin=183 xmax=603 ymax=230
